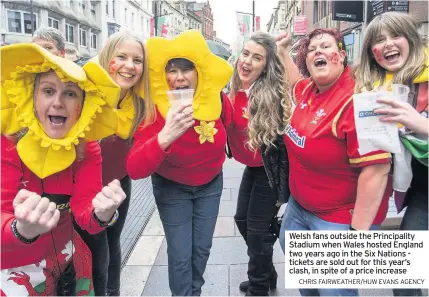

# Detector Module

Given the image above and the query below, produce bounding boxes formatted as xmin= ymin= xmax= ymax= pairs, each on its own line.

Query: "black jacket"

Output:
xmin=260 ymin=134 xmax=290 ymax=204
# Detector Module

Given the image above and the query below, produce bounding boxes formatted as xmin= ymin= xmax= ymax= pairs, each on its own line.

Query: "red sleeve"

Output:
xmin=1 ymin=136 xmax=32 ymax=250
xmin=292 ymin=78 xmax=311 ymax=105
xmin=220 ymin=92 xmax=233 ymax=129
xmin=334 ymin=99 xmax=392 ymax=167
xmin=126 ymin=115 xmax=170 ymax=180
xmin=70 ymin=141 xmax=105 ymax=234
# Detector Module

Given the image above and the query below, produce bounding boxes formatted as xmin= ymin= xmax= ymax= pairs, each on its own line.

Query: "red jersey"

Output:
xmin=127 ymin=93 xmax=233 ymax=186
xmin=284 ymin=67 xmax=392 ymax=224
xmin=227 ymin=90 xmax=263 ymax=167
xmin=1 ymin=136 xmax=104 ymax=269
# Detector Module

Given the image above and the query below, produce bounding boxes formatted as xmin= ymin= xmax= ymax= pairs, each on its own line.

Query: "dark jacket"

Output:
xmin=261 ymin=135 xmax=290 ymax=204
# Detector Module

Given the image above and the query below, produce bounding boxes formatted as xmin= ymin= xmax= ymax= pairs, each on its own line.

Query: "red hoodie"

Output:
xmin=1 ymin=136 xmax=104 ymax=269
xmin=127 ymin=93 xmax=233 ymax=186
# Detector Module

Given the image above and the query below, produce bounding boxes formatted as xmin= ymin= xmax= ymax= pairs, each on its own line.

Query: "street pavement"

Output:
xmin=120 ymin=159 xmax=415 ymax=296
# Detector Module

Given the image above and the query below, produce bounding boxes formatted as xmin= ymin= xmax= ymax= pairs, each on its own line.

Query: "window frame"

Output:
xmin=79 ymin=28 xmax=87 ymax=46
xmin=91 ymin=32 xmax=97 ymax=49
xmin=65 ymin=23 xmax=75 ymax=43
xmin=6 ymin=10 xmax=37 ymax=35
xmin=48 ymin=17 xmax=59 ymax=29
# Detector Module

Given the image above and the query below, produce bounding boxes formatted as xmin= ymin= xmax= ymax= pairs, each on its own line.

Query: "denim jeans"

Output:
xmin=393 ymin=189 xmax=428 ymax=297
xmin=152 ymin=172 xmax=222 ymax=296
xmin=235 ymin=166 xmax=278 ymax=295
xmin=279 ymin=196 xmax=381 ymax=297
xmin=74 ymin=175 xmax=132 ymax=296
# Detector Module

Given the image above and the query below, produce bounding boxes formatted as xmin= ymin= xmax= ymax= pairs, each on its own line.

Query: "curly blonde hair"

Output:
xmin=229 ymin=32 xmax=292 ymax=152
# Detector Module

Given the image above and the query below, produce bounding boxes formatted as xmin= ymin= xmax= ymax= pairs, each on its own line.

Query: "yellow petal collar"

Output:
xmin=147 ymin=30 xmax=233 ymax=121
xmin=1 ymin=44 xmax=120 ymax=178
xmin=115 ymin=92 xmax=135 ymax=139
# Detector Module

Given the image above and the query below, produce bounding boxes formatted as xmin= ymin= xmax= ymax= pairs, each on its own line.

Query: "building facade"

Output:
xmin=101 ymin=0 xmax=153 ymax=45
xmin=188 ymin=1 xmax=213 ymax=40
xmin=1 ymin=0 xmax=102 ymax=57
xmin=1 ymin=0 xmax=154 ymax=57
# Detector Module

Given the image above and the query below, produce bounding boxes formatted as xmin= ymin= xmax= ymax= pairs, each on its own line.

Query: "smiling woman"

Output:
xmin=70 ymin=30 xmax=156 ymax=297
xmin=1 ymin=43 xmax=125 ymax=297
xmin=276 ymin=29 xmax=393 ymax=296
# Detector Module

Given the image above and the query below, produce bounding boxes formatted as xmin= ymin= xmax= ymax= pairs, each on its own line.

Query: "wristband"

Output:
xmin=94 ymin=210 xmax=119 ymax=227
xmin=11 ymin=219 xmax=39 ymax=244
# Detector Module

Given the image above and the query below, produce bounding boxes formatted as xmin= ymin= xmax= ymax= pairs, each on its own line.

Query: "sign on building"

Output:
xmin=332 ymin=1 xmax=364 ymax=22
xmin=366 ymin=0 xmax=409 ymax=23
xmin=293 ymin=16 xmax=307 ymax=36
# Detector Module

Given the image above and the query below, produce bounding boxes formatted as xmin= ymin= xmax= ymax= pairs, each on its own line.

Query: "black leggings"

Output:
xmin=234 ymin=166 xmax=278 ymax=295
xmin=74 ymin=175 xmax=132 ymax=296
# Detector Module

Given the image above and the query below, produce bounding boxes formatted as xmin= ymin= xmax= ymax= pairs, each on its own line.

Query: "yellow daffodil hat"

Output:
xmin=146 ymin=29 xmax=233 ymax=121
xmin=1 ymin=43 xmax=120 ymax=178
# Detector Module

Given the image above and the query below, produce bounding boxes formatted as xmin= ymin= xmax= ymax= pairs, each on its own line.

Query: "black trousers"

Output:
xmin=74 ymin=175 xmax=132 ymax=296
xmin=234 ymin=166 xmax=278 ymax=295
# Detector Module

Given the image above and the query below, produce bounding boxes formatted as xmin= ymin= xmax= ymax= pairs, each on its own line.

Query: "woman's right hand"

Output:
xmin=158 ymin=104 xmax=195 ymax=150
xmin=276 ymin=32 xmax=292 ymax=55
xmin=13 ymin=189 xmax=60 ymax=239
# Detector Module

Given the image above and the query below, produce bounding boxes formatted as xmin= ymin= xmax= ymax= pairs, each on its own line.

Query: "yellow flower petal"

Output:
xmin=199 ymin=134 xmax=207 ymax=144
xmin=147 ymin=30 xmax=233 ymax=121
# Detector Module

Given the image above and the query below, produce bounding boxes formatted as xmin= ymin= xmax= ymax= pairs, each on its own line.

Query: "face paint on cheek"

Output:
xmin=109 ymin=60 xmax=118 ymax=75
xmin=372 ymin=47 xmax=383 ymax=62
xmin=328 ymin=52 xmax=340 ymax=64
xmin=74 ymin=104 xmax=82 ymax=115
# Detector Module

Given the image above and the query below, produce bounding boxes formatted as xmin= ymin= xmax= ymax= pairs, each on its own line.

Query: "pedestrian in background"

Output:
xmin=276 ymin=29 xmax=392 ymax=296
xmin=354 ymin=12 xmax=428 ymax=296
xmin=127 ymin=30 xmax=233 ymax=296
xmin=227 ymin=32 xmax=292 ymax=296
xmin=73 ymin=30 xmax=155 ymax=296
xmin=32 ymin=27 xmax=65 ymax=57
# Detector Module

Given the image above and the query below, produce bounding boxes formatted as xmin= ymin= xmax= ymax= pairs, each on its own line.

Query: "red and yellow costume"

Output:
xmin=127 ymin=30 xmax=233 ymax=185
xmin=1 ymin=44 xmax=120 ymax=296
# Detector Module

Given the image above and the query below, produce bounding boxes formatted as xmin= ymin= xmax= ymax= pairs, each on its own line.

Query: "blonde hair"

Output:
xmin=355 ymin=12 xmax=426 ymax=92
xmin=98 ymin=30 xmax=156 ymax=137
xmin=230 ymin=32 xmax=292 ymax=151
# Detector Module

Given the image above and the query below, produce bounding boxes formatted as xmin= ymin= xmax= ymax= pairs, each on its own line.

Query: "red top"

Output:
xmin=127 ymin=93 xmax=233 ymax=186
xmin=227 ymin=91 xmax=263 ymax=167
xmin=1 ymin=136 xmax=105 ymax=269
xmin=284 ymin=67 xmax=392 ymax=224
xmin=100 ymin=136 xmax=131 ymax=185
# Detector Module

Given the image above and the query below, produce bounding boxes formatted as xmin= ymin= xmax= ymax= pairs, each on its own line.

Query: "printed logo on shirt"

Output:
xmin=358 ymin=110 xmax=378 ymax=118
xmin=311 ymin=108 xmax=326 ymax=124
xmin=285 ymin=123 xmax=306 ymax=148
xmin=299 ymin=102 xmax=308 ymax=109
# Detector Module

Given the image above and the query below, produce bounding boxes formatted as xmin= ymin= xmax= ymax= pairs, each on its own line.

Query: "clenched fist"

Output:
xmin=92 ymin=179 xmax=126 ymax=223
xmin=13 ymin=189 xmax=60 ymax=239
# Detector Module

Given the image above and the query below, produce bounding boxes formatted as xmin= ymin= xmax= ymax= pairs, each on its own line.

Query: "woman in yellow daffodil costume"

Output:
xmin=127 ymin=30 xmax=233 ymax=296
xmin=1 ymin=43 xmax=127 ymax=296
xmin=355 ymin=12 xmax=428 ymax=296
xmin=70 ymin=30 xmax=156 ymax=297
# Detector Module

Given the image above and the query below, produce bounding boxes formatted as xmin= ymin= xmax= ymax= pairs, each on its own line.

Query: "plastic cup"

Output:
xmin=166 ymin=89 xmax=194 ymax=111
xmin=391 ymin=84 xmax=410 ymax=103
